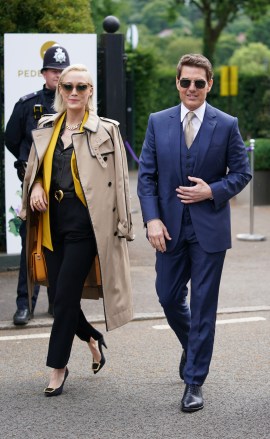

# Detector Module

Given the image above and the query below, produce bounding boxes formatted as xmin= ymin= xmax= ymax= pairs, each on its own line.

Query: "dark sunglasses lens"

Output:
xmin=179 ymin=79 xmax=206 ymax=89
xmin=77 ymin=85 xmax=88 ymax=91
xmin=61 ymin=84 xmax=88 ymax=92
xmin=195 ymin=80 xmax=206 ymax=89
xmin=62 ymin=84 xmax=73 ymax=91
xmin=179 ymin=79 xmax=191 ymax=88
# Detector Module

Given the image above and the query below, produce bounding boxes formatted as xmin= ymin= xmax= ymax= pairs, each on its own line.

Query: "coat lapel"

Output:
xmin=72 ymin=121 xmax=112 ymax=169
xmin=31 ymin=112 xmax=61 ymax=167
xmin=30 ymin=126 xmax=55 ymax=188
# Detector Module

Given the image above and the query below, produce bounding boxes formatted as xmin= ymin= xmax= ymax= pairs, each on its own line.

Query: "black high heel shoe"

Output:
xmin=44 ymin=367 xmax=69 ymax=397
xmin=92 ymin=336 xmax=107 ymax=375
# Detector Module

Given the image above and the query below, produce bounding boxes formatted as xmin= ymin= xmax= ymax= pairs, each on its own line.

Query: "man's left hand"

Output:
xmin=176 ymin=176 xmax=213 ymax=204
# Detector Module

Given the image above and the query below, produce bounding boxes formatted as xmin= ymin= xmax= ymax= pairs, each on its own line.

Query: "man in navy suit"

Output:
xmin=137 ymin=54 xmax=251 ymax=412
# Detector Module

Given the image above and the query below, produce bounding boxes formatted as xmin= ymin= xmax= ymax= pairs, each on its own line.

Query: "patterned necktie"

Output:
xmin=184 ymin=111 xmax=195 ymax=148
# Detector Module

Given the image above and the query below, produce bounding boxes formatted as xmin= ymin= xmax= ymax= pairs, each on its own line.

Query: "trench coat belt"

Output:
xmin=51 ymin=189 xmax=76 ymax=203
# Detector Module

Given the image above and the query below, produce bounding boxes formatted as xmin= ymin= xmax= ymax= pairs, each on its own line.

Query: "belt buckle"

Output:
xmin=55 ymin=190 xmax=64 ymax=203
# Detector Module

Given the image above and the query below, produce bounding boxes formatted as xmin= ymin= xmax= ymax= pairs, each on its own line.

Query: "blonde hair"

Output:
xmin=54 ymin=64 xmax=95 ymax=113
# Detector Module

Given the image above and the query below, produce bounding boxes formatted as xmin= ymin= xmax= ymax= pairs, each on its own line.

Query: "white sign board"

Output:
xmin=4 ymin=33 xmax=97 ymax=254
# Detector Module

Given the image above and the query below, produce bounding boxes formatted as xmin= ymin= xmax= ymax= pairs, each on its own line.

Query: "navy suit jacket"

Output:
xmin=137 ymin=103 xmax=252 ymax=253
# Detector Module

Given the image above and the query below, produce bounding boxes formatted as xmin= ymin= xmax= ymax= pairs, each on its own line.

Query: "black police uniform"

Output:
xmin=5 ymin=86 xmax=56 ymax=319
xmin=5 ymin=44 xmax=70 ymax=325
xmin=6 ymin=86 xmax=55 ymax=162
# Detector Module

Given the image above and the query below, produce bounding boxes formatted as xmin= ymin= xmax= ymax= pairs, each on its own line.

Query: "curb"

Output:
xmin=0 ymin=254 xmax=20 ymax=272
xmin=1 ymin=306 xmax=269 ymax=331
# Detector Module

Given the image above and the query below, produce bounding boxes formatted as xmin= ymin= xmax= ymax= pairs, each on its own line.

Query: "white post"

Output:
xmin=237 ymin=138 xmax=266 ymax=241
xmin=249 ymin=138 xmax=255 ymax=235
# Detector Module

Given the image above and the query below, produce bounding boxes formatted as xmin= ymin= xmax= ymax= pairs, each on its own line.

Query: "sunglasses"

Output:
xmin=60 ymin=83 xmax=91 ymax=92
xmin=179 ymin=79 xmax=207 ymax=89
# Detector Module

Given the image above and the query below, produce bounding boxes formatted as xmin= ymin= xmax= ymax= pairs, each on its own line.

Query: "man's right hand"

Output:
xmin=147 ymin=219 xmax=172 ymax=253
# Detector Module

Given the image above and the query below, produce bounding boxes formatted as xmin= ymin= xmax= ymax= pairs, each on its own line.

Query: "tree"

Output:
xmin=0 ymin=0 xmax=94 ymax=35
xmin=156 ymin=36 xmax=202 ymax=68
xmin=38 ymin=1 xmax=95 ymax=33
xmin=214 ymin=34 xmax=241 ymax=66
xmin=137 ymin=0 xmax=177 ymax=34
xmin=246 ymin=9 xmax=270 ymax=48
xmin=174 ymin=0 xmax=269 ymax=65
xmin=229 ymin=42 xmax=270 ymax=75
xmin=91 ymin=0 xmax=129 ymax=33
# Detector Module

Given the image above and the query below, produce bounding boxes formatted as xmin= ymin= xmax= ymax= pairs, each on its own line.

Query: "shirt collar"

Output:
xmin=43 ymin=84 xmax=56 ymax=97
xmin=181 ymin=102 xmax=206 ymax=123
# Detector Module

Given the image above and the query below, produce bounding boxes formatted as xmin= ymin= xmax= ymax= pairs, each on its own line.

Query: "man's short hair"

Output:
xmin=176 ymin=54 xmax=213 ymax=82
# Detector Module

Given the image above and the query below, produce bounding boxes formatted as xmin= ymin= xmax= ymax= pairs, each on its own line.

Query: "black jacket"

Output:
xmin=5 ymin=85 xmax=55 ymax=161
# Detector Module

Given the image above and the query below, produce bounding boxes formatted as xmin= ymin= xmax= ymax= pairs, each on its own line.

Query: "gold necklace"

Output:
xmin=66 ymin=121 xmax=82 ymax=131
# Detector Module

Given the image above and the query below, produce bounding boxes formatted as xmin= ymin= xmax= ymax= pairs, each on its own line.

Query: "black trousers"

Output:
xmin=45 ymin=196 xmax=101 ymax=369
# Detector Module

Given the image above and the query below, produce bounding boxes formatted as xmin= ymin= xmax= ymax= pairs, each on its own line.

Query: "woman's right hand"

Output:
xmin=30 ymin=182 xmax=48 ymax=212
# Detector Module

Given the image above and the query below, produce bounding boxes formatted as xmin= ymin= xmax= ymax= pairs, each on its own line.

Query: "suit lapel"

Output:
xmin=194 ymin=103 xmax=217 ymax=175
xmin=168 ymin=105 xmax=183 ymax=183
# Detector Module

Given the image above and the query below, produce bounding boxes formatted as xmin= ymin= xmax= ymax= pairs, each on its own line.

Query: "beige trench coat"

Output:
xmin=20 ymin=112 xmax=134 ymax=331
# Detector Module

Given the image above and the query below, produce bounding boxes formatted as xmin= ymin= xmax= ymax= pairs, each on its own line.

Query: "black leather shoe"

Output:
xmin=92 ymin=336 xmax=107 ymax=374
xmin=44 ymin=368 xmax=69 ymax=397
xmin=181 ymin=384 xmax=204 ymax=412
xmin=13 ymin=309 xmax=32 ymax=325
xmin=179 ymin=350 xmax=186 ymax=380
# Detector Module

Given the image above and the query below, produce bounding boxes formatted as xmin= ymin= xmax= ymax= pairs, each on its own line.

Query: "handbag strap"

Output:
xmin=37 ymin=214 xmax=43 ymax=254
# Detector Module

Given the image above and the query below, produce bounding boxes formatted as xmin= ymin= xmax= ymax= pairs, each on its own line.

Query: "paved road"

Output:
xmin=0 ymin=171 xmax=269 ymax=438
xmin=0 ymin=313 xmax=269 ymax=439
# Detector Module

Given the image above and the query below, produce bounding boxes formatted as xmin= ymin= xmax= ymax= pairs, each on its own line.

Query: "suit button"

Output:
xmin=114 ymin=231 xmax=117 ymax=236
xmin=108 ymin=182 xmax=112 ymax=187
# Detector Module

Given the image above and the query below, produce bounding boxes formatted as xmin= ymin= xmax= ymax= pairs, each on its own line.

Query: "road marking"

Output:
xmin=0 ymin=317 xmax=266 ymax=340
xmin=152 ymin=316 xmax=266 ymax=330
xmin=0 ymin=333 xmax=50 ymax=341
xmin=216 ymin=316 xmax=266 ymax=325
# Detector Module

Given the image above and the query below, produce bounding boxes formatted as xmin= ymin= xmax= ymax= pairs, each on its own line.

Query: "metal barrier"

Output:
xmin=236 ymin=139 xmax=266 ymax=242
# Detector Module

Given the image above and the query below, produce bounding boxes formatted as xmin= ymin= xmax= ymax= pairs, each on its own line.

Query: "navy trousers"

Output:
xmin=16 ymin=220 xmax=39 ymax=311
xmin=156 ymin=209 xmax=226 ymax=385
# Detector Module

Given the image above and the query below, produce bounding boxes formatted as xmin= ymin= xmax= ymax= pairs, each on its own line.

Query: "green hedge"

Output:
xmin=247 ymin=138 xmax=270 ymax=171
xmin=126 ymin=48 xmax=158 ymax=158
xmin=208 ymin=74 xmax=270 ymax=141
xmin=127 ymin=49 xmax=270 ymax=159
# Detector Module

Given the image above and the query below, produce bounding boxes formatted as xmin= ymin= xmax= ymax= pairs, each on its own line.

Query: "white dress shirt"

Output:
xmin=181 ymin=102 xmax=206 ymax=141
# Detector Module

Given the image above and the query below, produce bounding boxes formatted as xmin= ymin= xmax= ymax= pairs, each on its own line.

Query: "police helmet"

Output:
xmin=41 ymin=45 xmax=70 ymax=72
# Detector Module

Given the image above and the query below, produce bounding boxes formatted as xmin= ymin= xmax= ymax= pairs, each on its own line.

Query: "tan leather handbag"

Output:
xmin=31 ymin=214 xmax=48 ymax=285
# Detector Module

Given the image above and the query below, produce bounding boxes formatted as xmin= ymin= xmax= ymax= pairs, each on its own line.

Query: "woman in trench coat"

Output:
xmin=20 ymin=64 xmax=134 ymax=396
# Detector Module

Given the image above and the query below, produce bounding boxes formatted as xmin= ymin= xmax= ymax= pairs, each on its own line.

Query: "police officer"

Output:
xmin=5 ymin=45 xmax=70 ymax=325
